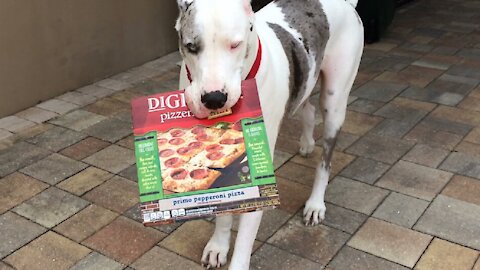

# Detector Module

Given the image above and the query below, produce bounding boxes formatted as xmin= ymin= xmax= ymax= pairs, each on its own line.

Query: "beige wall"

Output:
xmin=0 ymin=0 xmax=179 ymax=117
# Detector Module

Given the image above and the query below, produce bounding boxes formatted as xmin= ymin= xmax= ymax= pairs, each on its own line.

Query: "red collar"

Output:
xmin=186 ymin=37 xmax=262 ymax=83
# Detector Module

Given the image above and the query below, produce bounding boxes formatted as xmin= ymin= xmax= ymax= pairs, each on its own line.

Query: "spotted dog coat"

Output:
xmin=175 ymin=0 xmax=364 ymax=269
xmin=268 ymin=0 xmax=330 ymax=112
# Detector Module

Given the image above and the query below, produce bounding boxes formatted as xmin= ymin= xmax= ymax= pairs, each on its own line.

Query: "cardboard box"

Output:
xmin=131 ymin=79 xmax=280 ymax=225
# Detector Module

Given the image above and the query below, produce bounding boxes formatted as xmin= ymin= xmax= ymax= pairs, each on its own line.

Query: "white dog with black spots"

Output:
xmin=175 ymin=0 xmax=363 ymax=268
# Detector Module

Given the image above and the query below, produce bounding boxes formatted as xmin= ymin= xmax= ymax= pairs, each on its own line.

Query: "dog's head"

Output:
xmin=175 ymin=0 xmax=255 ymax=118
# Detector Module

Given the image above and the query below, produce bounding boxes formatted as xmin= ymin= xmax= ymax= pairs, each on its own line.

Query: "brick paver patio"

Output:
xmin=1 ymin=0 xmax=480 ymax=269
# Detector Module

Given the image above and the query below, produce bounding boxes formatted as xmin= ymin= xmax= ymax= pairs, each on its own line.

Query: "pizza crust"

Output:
xmin=162 ymin=166 xmax=221 ymax=193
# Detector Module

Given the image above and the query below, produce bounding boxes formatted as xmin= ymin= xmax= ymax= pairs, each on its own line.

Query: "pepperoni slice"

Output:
xmin=207 ymin=152 xmax=225 ymax=161
xmin=191 ymin=126 xmax=206 ymax=135
xmin=220 ymin=138 xmax=236 ymax=145
xmin=190 ymin=169 xmax=209 ymax=180
xmin=157 ymin=138 xmax=168 ymax=145
xmin=196 ymin=133 xmax=211 ymax=142
xmin=177 ymin=147 xmax=191 ymax=155
xmin=170 ymin=129 xmax=185 ymax=137
xmin=169 ymin=138 xmax=185 ymax=145
xmin=235 ymin=137 xmax=244 ymax=144
xmin=206 ymin=144 xmax=224 ymax=152
xmin=232 ymin=121 xmax=243 ymax=131
xmin=159 ymin=149 xmax=175 ymax=158
xmin=188 ymin=141 xmax=203 ymax=149
xmin=164 ymin=157 xmax=184 ymax=168
xmin=171 ymin=169 xmax=188 ymax=180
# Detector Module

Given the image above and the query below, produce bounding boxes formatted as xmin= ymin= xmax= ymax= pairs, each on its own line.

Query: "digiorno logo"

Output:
xmin=148 ymin=93 xmax=187 ymax=113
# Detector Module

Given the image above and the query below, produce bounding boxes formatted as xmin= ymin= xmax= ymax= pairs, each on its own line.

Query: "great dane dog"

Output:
xmin=175 ymin=0 xmax=364 ymax=268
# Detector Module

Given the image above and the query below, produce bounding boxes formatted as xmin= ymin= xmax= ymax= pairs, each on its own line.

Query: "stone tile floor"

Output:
xmin=1 ymin=0 xmax=480 ymax=269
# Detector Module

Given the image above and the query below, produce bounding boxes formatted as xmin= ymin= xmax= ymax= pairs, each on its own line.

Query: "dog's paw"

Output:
xmin=303 ymin=199 xmax=326 ymax=226
xmin=299 ymin=137 xmax=315 ymax=157
xmin=201 ymin=236 xmax=230 ymax=269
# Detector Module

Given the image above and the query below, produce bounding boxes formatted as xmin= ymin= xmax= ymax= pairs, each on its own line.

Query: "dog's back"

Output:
xmin=255 ymin=0 xmax=361 ymax=113
xmin=256 ymin=0 xmax=330 ymax=112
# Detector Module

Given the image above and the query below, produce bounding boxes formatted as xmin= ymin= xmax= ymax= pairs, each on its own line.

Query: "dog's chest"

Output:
xmin=259 ymin=0 xmax=330 ymax=108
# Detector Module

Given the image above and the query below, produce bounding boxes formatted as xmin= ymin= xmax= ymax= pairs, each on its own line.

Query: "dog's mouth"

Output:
xmin=185 ymin=92 xmax=223 ymax=119
xmin=185 ymin=100 xmax=211 ymax=119
xmin=185 ymin=85 xmax=242 ymax=119
xmin=189 ymin=106 xmax=234 ymax=120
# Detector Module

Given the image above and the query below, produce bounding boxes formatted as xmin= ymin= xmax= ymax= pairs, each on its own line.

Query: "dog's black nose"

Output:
xmin=201 ymin=91 xmax=228 ymax=110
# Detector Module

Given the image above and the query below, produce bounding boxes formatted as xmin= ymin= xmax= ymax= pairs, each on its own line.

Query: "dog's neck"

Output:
xmin=241 ymin=27 xmax=260 ymax=79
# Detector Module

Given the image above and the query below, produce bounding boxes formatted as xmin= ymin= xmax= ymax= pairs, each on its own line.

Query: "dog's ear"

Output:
xmin=243 ymin=0 xmax=254 ymax=17
xmin=175 ymin=0 xmax=194 ymax=31
xmin=177 ymin=0 xmax=194 ymax=12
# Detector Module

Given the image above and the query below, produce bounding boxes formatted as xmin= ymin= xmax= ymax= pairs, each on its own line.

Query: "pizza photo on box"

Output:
xmin=156 ymin=121 xmax=251 ymax=194
xmin=131 ymin=79 xmax=280 ymax=225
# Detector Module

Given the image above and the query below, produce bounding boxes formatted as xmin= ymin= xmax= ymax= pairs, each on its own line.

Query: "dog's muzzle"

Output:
xmin=201 ymin=91 xmax=228 ymax=110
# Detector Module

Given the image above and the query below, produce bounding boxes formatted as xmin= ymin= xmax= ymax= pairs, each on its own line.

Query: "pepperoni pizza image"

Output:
xmin=156 ymin=121 xmax=246 ymax=193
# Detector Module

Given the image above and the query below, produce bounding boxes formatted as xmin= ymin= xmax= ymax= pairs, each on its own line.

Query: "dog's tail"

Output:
xmin=345 ymin=0 xmax=358 ymax=7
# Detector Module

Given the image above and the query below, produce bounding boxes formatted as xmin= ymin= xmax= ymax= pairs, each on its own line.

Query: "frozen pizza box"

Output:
xmin=131 ymin=79 xmax=280 ymax=226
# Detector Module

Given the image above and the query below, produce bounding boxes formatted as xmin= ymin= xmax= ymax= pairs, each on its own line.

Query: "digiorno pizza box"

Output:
xmin=131 ymin=79 xmax=280 ymax=225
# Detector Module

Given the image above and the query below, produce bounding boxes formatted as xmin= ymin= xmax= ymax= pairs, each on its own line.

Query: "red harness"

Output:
xmin=185 ymin=38 xmax=263 ymax=83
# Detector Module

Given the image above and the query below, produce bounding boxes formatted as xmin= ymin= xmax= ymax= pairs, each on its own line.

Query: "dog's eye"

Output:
xmin=185 ymin=43 xmax=199 ymax=54
xmin=230 ymin=42 xmax=242 ymax=50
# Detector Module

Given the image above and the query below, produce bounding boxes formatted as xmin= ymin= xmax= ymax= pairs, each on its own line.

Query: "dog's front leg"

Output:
xmin=202 ymin=215 xmax=233 ymax=268
xmin=229 ymin=211 xmax=263 ymax=270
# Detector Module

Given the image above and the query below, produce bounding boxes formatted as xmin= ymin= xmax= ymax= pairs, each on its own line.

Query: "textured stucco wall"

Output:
xmin=0 ymin=0 xmax=179 ymax=117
